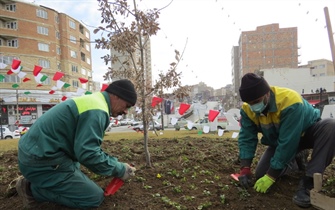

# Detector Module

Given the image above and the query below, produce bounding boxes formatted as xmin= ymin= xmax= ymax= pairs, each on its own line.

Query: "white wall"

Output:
xmin=263 ymin=68 xmax=335 ymax=94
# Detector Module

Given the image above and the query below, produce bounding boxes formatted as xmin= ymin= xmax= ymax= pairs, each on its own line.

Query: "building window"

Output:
xmin=37 ymin=26 xmax=49 ymax=35
xmin=0 ymin=75 xmax=20 ymax=83
xmin=0 ymin=39 xmax=2 ymax=46
xmin=86 ymin=57 xmax=91 ymax=65
xmin=81 ymin=52 xmax=86 ymax=62
xmin=81 ymin=68 xmax=86 ymax=75
xmin=0 ymin=55 xmax=16 ymax=64
xmin=36 ymin=9 xmax=48 ymax=19
xmin=38 ymin=43 xmax=49 ymax=52
xmin=55 ymin=15 xmax=59 ymax=23
xmin=71 ymin=65 xmax=78 ymax=73
xmin=70 ymin=50 xmax=77 ymax=58
xmin=70 ymin=35 xmax=76 ymax=43
xmin=85 ymin=44 xmax=90 ymax=51
xmin=6 ymin=21 xmax=17 ymax=29
xmin=55 ymin=31 xmax=60 ymax=39
xmin=56 ymin=47 xmax=61 ymax=55
xmin=57 ymin=62 xmax=61 ymax=70
xmin=69 ymin=20 xmax=76 ymax=29
xmin=85 ymin=31 xmax=89 ymax=39
xmin=38 ymin=59 xmax=50 ymax=68
xmin=72 ymin=80 xmax=79 ymax=87
xmin=6 ymin=4 xmax=16 ymax=11
xmin=7 ymin=39 xmax=18 ymax=47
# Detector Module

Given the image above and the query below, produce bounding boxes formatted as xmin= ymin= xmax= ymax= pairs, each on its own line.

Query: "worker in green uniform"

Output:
xmin=16 ymin=79 xmax=137 ymax=209
xmin=237 ymin=73 xmax=335 ymax=208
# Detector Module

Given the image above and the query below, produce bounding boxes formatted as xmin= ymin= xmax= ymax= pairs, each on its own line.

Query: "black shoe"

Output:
xmin=295 ymin=150 xmax=309 ymax=171
xmin=292 ymin=176 xmax=313 ymax=208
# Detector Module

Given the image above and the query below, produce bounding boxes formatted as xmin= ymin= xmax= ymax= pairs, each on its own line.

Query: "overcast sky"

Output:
xmin=26 ymin=0 xmax=335 ymax=89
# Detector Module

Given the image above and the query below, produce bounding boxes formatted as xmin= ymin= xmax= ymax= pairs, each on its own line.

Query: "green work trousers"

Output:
xmin=18 ymin=152 xmax=104 ymax=209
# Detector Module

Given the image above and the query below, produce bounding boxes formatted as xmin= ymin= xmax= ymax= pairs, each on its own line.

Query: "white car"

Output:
xmin=1 ymin=127 xmax=20 ymax=139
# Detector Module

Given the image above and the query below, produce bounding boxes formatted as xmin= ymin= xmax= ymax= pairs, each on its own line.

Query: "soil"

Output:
xmin=0 ymin=137 xmax=334 ymax=210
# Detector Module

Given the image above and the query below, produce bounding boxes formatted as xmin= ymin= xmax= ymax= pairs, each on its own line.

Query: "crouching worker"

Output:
xmin=16 ymin=79 xmax=137 ymax=209
xmin=237 ymin=73 xmax=335 ymax=208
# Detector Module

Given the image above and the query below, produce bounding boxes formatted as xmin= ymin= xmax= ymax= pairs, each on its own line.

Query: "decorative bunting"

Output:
xmin=53 ymin=71 xmax=65 ymax=81
xmin=0 ymin=62 xmax=7 ymax=69
xmin=76 ymin=88 xmax=85 ymax=95
xmin=101 ymin=83 xmax=108 ymax=91
xmin=56 ymin=80 xmax=65 ymax=89
xmin=49 ymin=90 xmax=55 ymax=94
xmin=78 ymin=77 xmax=88 ymax=84
xmin=151 ymin=96 xmax=163 ymax=107
xmin=7 ymin=70 xmax=13 ymax=75
xmin=208 ymin=110 xmax=220 ymax=122
xmin=24 ymin=91 xmax=31 ymax=95
xmin=11 ymin=66 xmax=22 ymax=74
xmin=17 ymin=71 xmax=27 ymax=79
xmin=0 ymin=74 xmax=5 ymax=81
xmin=63 ymin=83 xmax=71 ymax=88
xmin=179 ymin=103 xmax=191 ymax=115
xmin=23 ymin=78 xmax=31 ymax=82
xmin=36 ymin=84 xmax=43 ymax=87
xmin=12 ymin=84 xmax=19 ymax=88
xmin=40 ymin=75 xmax=48 ymax=82
xmin=85 ymin=91 xmax=92 ymax=95
xmin=11 ymin=59 xmax=21 ymax=70
xmin=33 ymin=65 xmax=43 ymax=76
xmin=61 ymin=96 xmax=67 ymax=101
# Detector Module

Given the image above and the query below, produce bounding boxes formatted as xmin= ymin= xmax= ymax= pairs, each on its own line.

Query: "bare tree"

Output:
xmin=94 ymin=0 xmax=189 ymax=167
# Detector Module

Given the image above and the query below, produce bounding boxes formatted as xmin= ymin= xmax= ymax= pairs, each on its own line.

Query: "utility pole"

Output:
xmin=0 ymin=98 xmax=3 ymax=139
xmin=16 ymin=89 xmax=20 ymax=126
xmin=324 ymin=7 xmax=335 ymax=71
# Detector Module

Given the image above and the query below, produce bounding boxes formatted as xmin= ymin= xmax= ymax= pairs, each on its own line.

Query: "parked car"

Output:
xmin=173 ymin=118 xmax=189 ymax=131
xmin=119 ymin=118 xmax=134 ymax=126
xmin=1 ymin=127 xmax=20 ymax=139
xmin=130 ymin=120 xmax=141 ymax=126
xmin=132 ymin=121 xmax=162 ymax=132
xmin=184 ymin=116 xmax=227 ymax=131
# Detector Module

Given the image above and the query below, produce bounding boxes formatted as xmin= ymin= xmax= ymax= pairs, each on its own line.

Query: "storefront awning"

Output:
xmin=308 ymin=100 xmax=320 ymax=105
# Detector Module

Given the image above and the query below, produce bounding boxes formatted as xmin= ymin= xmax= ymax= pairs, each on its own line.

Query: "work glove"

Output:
xmin=121 ymin=163 xmax=136 ymax=181
xmin=254 ymin=174 xmax=275 ymax=193
xmin=238 ymin=167 xmax=252 ymax=188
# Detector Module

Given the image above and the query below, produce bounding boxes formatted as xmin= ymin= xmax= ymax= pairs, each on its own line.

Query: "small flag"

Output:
xmin=0 ymin=74 xmax=5 ymax=81
xmin=78 ymin=77 xmax=88 ymax=84
xmin=53 ymin=71 xmax=65 ymax=81
xmin=49 ymin=90 xmax=55 ymax=94
xmin=63 ymin=83 xmax=71 ymax=88
xmin=11 ymin=59 xmax=21 ymax=70
xmin=179 ymin=103 xmax=190 ymax=115
xmin=23 ymin=78 xmax=31 ymax=82
xmin=56 ymin=80 xmax=65 ymax=89
xmin=24 ymin=91 xmax=31 ymax=95
xmin=151 ymin=96 xmax=163 ymax=107
xmin=208 ymin=110 xmax=219 ymax=122
xmin=12 ymin=84 xmax=19 ymax=88
xmin=85 ymin=91 xmax=92 ymax=95
xmin=33 ymin=65 xmax=43 ymax=76
xmin=101 ymin=83 xmax=108 ymax=91
xmin=17 ymin=71 xmax=27 ymax=79
xmin=61 ymin=96 xmax=67 ymax=101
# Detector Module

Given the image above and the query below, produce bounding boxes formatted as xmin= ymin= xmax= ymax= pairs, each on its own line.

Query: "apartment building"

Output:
xmin=110 ymin=35 xmax=152 ymax=87
xmin=232 ymin=23 xmax=299 ymax=95
xmin=0 ymin=0 xmax=93 ymax=126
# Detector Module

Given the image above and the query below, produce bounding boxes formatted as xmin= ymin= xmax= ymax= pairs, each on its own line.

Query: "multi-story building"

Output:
xmin=232 ymin=23 xmax=299 ymax=98
xmin=110 ymin=36 xmax=152 ymax=87
xmin=0 ymin=0 xmax=94 ymax=127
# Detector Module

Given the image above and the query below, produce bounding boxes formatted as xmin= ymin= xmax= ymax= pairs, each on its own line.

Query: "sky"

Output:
xmin=24 ymin=0 xmax=335 ymax=89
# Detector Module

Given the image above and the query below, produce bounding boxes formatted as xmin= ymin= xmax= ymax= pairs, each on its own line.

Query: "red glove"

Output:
xmin=238 ymin=167 xmax=252 ymax=188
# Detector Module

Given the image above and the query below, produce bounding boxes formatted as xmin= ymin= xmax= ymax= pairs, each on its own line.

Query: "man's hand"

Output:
xmin=254 ymin=174 xmax=275 ymax=193
xmin=238 ymin=167 xmax=252 ymax=188
xmin=121 ymin=163 xmax=136 ymax=181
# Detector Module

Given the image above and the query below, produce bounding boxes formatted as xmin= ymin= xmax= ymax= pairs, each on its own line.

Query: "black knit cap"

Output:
xmin=105 ymin=79 xmax=137 ymax=106
xmin=239 ymin=73 xmax=270 ymax=102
